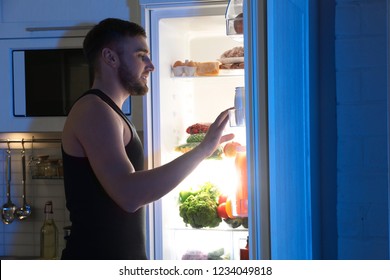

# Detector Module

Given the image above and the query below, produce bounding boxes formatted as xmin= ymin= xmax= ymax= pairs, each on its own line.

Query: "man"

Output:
xmin=61 ymin=18 xmax=233 ymax=259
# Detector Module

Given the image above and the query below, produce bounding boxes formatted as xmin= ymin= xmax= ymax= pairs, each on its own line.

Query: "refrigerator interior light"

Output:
xmin=225 ymin=0 xmax=244 ymax=41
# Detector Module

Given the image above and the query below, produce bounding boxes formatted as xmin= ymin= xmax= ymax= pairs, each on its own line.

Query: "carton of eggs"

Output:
xmin=172 ymin=60 xmax=197 ymax=77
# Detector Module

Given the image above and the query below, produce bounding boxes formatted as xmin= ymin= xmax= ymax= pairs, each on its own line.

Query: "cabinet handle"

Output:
xmin=26 ymin=25 xmax=93 ymax=32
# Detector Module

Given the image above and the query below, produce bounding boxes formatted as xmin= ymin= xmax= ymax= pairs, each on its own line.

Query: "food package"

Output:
xmin=196 ymin=62 xmax=220 ymax=76
xmin=218 ymin=46 xmax=244 ymax=70
xmin=172 ymin=60 xmax=197 ymax=77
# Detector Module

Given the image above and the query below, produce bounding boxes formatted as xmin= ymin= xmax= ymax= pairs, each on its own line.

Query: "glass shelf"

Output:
xmin=171 ymin=69 xmax=244 ymax=78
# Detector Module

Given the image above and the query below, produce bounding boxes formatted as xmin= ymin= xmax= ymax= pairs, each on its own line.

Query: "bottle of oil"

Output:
xmin=40 ymin=201 xmax=58 ymax=259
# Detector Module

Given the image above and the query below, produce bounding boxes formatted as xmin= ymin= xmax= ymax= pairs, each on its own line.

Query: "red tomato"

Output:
xmin=217 ymin=203 xmax=229 ymax=219
xmin=218 ymin=194 xmax=228 ymax=204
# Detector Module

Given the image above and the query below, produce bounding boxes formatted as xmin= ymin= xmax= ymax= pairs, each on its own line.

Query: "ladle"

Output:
xmin=2 ymin=142 xmax=16 ymax=224
xmin=15 ymin=139 xmax=32 ymax=220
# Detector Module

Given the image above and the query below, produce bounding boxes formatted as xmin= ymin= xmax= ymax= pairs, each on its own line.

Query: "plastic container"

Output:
xmin=234 ymin=86 xmax=245 ymax=126
xmin=234 ymin=145 xmax=248 ymax=217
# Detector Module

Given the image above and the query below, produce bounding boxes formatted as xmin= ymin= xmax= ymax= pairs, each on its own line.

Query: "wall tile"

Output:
xmin=0 ymin=147 xmax=68 ymax=258
xmin=361 ymin=67 xmax=387 ymax=102
xmin=337 ymin=103 xmax=387 ymax=137
xmin=335 ymin=4 xmax=360 ymax=36
xmin=335 ymin=37 xmax=386 ymax=69
xmin=336 ymin=0 xmax=388 ymax=259
xmin=360 ymin=2 xmax=387 ymax=35
xmin=336 ymin=70 xmax=362 ymax=104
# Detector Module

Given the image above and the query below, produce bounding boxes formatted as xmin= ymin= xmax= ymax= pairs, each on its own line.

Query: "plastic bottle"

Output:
xmin=234 ymin=145 xmax=248 ymax=216
xmin=234 ymin=86 xmax=245 ymax=126
xmin=40 ymin=201 xmax=58 ymax=259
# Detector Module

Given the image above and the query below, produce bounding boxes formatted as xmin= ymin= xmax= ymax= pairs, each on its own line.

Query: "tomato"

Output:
xmin=218 ymin=194 xmax=228 ymax=204
xmin=217 ymin=203 xmax=229 ymax=219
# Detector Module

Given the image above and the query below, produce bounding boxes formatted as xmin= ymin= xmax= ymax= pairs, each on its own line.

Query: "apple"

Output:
xmin=223 ymin=142 xmax=242 ymax=158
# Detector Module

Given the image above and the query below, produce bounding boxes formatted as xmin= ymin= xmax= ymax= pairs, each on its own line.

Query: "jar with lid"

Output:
xmin=29 ymin=155 xmax=49 ymax=178
xmin=44 ymin=160 xmax=59 ymax=177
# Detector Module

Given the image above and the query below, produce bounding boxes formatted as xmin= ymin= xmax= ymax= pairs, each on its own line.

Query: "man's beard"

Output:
xmin=118 ymin=63 xmax=149 ymax=96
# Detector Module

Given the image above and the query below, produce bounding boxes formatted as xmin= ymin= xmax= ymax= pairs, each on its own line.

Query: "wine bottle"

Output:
xmin=40 ymin=201 xmax=58 ymax=259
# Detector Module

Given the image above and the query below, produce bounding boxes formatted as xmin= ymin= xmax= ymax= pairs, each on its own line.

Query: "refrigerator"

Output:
xmin=139 ymin=0 xmax=268 ymax=260
xmin=140 ymin=0 xmax=322 ymax=261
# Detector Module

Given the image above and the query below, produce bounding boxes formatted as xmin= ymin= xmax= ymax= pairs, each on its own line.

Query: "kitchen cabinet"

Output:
xmin=0 ymin=0 xmax=131 ymax=38
xmin=0 ymin=0 xmax=138 ymax=132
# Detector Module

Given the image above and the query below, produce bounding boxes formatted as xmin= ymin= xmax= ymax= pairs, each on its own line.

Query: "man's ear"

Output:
xmin=102 ymin=48 xmax=118 ymax=66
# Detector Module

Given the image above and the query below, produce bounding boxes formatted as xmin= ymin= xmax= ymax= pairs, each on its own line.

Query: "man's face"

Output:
xmin=117 ymin=36 xmax=154 ymax=96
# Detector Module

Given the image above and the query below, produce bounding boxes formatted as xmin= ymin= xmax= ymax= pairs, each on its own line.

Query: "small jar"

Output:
xmin=30 ymin=155 xmax=49 ymax=177
xmin=44 ymin=160 xmax=58 ymax=177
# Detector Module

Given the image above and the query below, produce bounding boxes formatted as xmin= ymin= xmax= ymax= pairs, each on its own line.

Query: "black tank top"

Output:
xmin=61 ymin=89 xmax=146 ymax=260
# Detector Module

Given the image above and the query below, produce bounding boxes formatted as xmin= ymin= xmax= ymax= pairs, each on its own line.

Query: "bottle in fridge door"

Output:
xmin=141 ymin=0 xmax=249 ymax=260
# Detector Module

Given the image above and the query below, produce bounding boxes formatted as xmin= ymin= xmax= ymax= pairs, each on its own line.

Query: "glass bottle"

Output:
xmin=40 ymin=201 xmax=58 ymax=259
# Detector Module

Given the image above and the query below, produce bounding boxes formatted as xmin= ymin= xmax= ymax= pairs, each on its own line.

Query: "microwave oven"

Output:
xmin=13 ymin=48 xmax=131 ymax=117
xmin=0 ymin=37 xmax=132 ymax=132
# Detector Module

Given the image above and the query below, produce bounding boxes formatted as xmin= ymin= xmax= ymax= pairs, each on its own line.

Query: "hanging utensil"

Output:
xmin=2 ymin=141 xmax=16 ymax=224
xmin=15 ymin=139 xmax=32 ymax=220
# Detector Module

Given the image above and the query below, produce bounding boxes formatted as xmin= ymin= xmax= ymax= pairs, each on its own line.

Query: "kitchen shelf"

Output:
xmin=31 ymin=175 xmax=63 ymax=180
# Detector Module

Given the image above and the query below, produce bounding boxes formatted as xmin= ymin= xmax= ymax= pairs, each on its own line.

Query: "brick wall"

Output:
xmin=335 ymin=0 xmax=389 ymax=259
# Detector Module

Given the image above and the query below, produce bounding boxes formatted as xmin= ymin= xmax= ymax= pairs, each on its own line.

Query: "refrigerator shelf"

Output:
xmin=167 ymin=227 xmax=248 ymax=232
xmin=171 ymin=69 xmax=244 ymax=78
xmin=163 ymin=226 xmax=248 ymax=260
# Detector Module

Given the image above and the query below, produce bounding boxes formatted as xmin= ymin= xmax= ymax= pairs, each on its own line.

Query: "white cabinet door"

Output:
xmin=0 ymin=0 xmax=132 ymax=38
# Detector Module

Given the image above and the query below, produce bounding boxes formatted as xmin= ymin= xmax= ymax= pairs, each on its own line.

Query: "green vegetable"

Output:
xmin=179 ymin=182 xmax=222 ymax=228
xmin=241 ymin=217 xmax=248 ymax=228
xmin=186 ymin=133 xmax=206 ymax=143
xmin=175 ymin=143 xmax=223 ymax=160
xmin=207 ymin=248 xmax=225 ymax=260
xmin=179 ymin=190 xmax=194 ymax=203
xmin=223 ymin=217 xmax=245 ymax=228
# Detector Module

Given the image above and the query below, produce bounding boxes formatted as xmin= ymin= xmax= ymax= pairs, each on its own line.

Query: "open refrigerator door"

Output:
xmin=141 ymin=2 xmax=250 ymax=260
